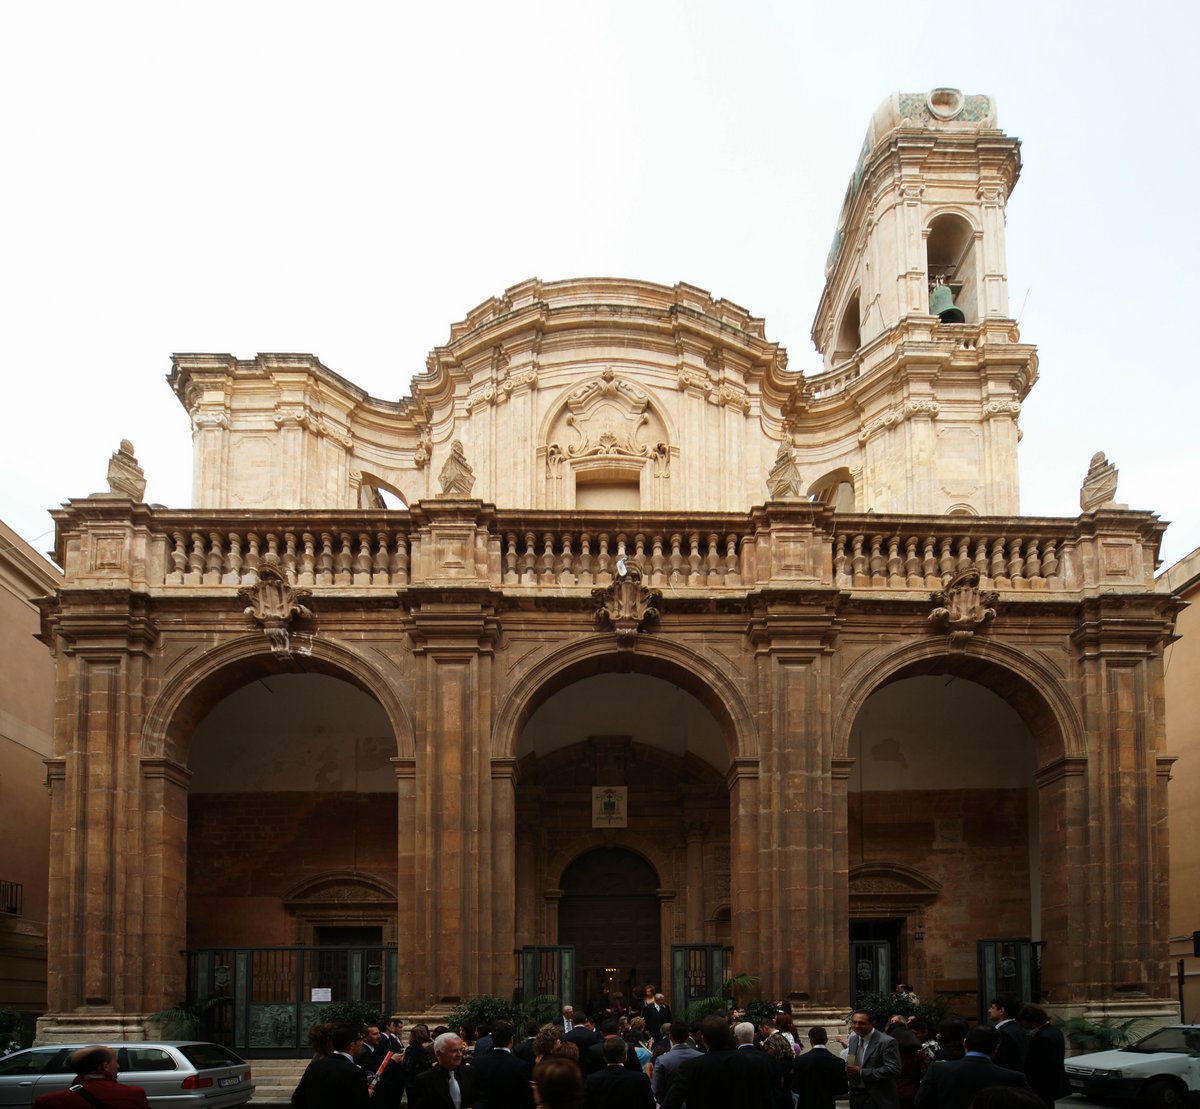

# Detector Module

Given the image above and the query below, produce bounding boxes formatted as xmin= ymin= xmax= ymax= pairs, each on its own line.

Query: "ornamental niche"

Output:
xmin=543 ymin=368 xmax=674 ymax=508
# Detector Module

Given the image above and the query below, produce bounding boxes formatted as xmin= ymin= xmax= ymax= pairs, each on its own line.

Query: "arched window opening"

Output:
xmin=808 ymin=468 xmax=856 ymax=513
xmin=833 ymin=290 xmax=862 ymax=363
xmin=926 ymin=214 xmax=978 ymax=323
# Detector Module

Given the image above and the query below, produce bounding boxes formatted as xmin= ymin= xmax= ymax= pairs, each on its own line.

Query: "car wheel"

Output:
xmin=1142 ymin=1079 xmax=1187 ymax=1109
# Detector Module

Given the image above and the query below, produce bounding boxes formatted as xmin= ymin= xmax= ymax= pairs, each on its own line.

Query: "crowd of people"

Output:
xmin=285 ymin=988 xmax=1077 ymax=1109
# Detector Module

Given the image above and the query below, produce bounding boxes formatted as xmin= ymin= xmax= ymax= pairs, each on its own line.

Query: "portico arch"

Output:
xmin=142 ymin=632 xmax=416 ymax=765
xmin=493 ymin=633 xmax=756 ymax=764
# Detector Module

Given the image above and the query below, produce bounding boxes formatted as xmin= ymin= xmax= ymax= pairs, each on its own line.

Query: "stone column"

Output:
xmin=684 ymin=823 xmax=707 ymax=938
xmin=491 ymin=759 xmax=518 ymax=995
xmin=727 ymin=758 xmax=761 ymax=984
xmin=393 ymin=757 xmax=418 ymax=1005
xmin=1067 ymin=595 xmax=1177 ymax=1007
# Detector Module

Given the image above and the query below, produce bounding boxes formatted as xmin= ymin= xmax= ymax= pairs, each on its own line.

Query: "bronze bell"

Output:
xmin=929 ymin=283 xmax=965 ymax=323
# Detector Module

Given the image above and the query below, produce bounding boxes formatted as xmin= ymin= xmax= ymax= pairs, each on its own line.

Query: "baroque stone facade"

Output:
xmin=36 ymin=90 xmax=1186 ymax=1042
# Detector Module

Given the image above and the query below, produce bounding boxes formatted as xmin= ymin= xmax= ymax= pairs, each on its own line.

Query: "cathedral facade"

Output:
xmin=36 ymin=90 xmax=1183 ymax=1047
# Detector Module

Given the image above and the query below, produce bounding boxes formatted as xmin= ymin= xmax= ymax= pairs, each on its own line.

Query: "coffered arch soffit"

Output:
xmin=494 ymin=634 xmax=756 ymax=766
xmin=141 ymin=632 xmax=416 ymax=766
xmin=832 ymin=636 xmax=1082 ymax=768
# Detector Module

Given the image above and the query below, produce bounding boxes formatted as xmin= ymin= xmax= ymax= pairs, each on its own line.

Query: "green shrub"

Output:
xmin=849 ymin=991 xmax=950 ymax=1027
xmin=0 ymin=1008 xmax=22 ymax=1050
xmin=447 ymin=995 xmax=520 ymax=1036
xmin=684 ymin=973 xmax=761 ymax=1022
xmin=318 ymin=1001 xmax=386 ymax=1030
xmin=743 ymin=1000 xmax=778 ymax=1028
xmin=1062 ymin=1015 xmax=1141 ymax=1051
xmin=148 ymin=995 xmax=230 ymax=1039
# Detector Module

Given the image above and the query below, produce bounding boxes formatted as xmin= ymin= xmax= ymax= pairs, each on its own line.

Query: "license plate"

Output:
xmin=218 ymin=1076 xmax=241 ymax=1087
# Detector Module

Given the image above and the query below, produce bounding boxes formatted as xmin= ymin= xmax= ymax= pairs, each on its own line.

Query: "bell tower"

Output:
xmin=803 ymin=89 xmax=1037 ymax=517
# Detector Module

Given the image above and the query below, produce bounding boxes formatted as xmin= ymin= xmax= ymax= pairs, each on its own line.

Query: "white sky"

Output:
xmin=3 ymin=2 xmax=1197 ymax=567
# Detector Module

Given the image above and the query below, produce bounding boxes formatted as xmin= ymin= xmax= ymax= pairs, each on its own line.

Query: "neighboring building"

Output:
xmin=1163 ymin=548 xmax=1200 ymax=1021
xmin=35 ymin=90 xmax=1187 ymax=1051
xmin=0 ymin=519 xmax=61 ymax=1037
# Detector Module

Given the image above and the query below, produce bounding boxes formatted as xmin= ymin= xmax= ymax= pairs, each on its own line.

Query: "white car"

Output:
xmin=1065 ymin=1024 xmax=1200 ymax=1108
xmin=0 ymin=1042 xmax=254 ymax=1107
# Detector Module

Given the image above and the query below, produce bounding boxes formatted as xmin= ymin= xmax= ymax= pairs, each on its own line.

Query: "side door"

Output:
xmin=0 ymin=1048 xmax=67 ymax=1107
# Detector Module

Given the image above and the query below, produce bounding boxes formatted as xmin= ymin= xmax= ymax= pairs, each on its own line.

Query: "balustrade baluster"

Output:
xmin=559 ymin=534 xmax=575 ymax=585
xmin=706 ymin=533 xmax=721 ymax=585
xmin=669 ymin=533 xmax=684 ymax=586
xmin=391 ymin=533 xmax=409 ymax=586
xmin=504 ymin=533 xmax=519 ymax=585
xmin=988 ymin=540 xmax=1008 ymax=588
xmin=688 ymin=533 xmax=704 ymax=587
xmin=938 ymin=537 xmax=954 ymax=581
xmin=317 ymin=532 xmax=334 ymax=585
xmin=168 ymin=532 xmax=187 ymax=585
xmin=1042 ymin=539 xmax=1060 ymax=585
xmin=282 ymin=532 xmax=299 ymax=583
xmin=867 ymin=535 xmax=884 ymax=586
xmin=852 ymin=534 xmax=868 ymax=587
xmin=353 ymin=532 xmax=373 ymax=584
xmin=335 ymin=533 xmax=353 ymax=584
xmin=186 ymin=532 xmax=204 ymax=585
xmin=224 ymin=532 xmax=243 ymax=586
xmin=245 ymin=532 xmax=261 ymax=582
xmin=264 ymin=532 xmax=281 ymax=568
xmin=299 ymin=533 xmax=316 ymax=586
xmin=596 ymin=533 xmax=612 ymax=585
xmin=203 ymin=531 xmax=222 ymax=585
xmin=973 ymin=537 xmax=990 ymax=582
xmin=650 ymin=534 xmax=665 ymax=586
xmin=1008 ymin=538 xmax=1026 ymax=589
xmin=522 ymin=532 xmax=538 ymax=586
xmin=541 ymin=533 xmax=556 ymax=585
xmin=887 ymin=536 xmax=903 ymax=587
xmin=904 ymin=537 xmax=921 ymax=588
xmin=578 ymin=533 xmax=593 ymax=585
xmin=956 ymin=537 xmax=971 ymax=574
xmin=1026 ymin=539 xmax=1043 ymax=587
xmin=922 ymin=536 xmax=938 ymax=587
xmin=834 ymin=534 xmax=849 ymax=587
xmin=725 ymin=533 xmax=741 ymax=586
xmin=635 ymin=533 xmax=647 ymax=574
xmin=372 ymin=532 xmax=390 ymax=584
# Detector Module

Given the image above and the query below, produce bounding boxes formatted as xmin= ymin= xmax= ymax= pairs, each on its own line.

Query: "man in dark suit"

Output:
xmin=471 ymin=1020 xmax=533 ymax=1109
xmin=554 ymin=1005 xmax=578 ymax=1033
xmin=359 ymin=1022 xmax=391 ymax=1075
xmin=292 ymin=1025 xmax=371 ymax=1109
xmin=642 ymin=994 xmax=672 ymax=1040
xmin=584 ymin=1036 xmax=655 ymax=1108
xmin=410 ymin=1031 xmax=478 ymax=1109
xmin=564 ymin=1014 xmax=603 ymax=1062
xmin=914 ymin=1025 xmax=1031 ymax=1109
xmin=846 ymin=1011 xmax=900 ymax=1109
xmin=988 ymin=995 xmax=1028 ymax=1073
xmin=661 ymin=1014 xmax=775 ymax=1109
xmin=733 ymin=1021 xmax=779 ymax=1083
xmin=793 ymin=1026 xmax=850 ymax=1109
xmin=585 ymin=1019 xmax=642 ymax=1076
xmin=1017 ymin=1005 xmax=1067 ymax=1109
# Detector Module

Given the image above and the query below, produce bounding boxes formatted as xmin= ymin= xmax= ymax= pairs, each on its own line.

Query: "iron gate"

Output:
xmin=186 ymin=946 xmax=398 ymax=1055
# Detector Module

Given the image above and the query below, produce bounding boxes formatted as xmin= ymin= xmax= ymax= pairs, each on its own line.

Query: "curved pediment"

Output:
xmin=848 ymin=863 xmax=941 ymax=902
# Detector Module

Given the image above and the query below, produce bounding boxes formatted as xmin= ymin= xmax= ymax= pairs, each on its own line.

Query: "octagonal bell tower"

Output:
xmin=799 ymin=89 xmax=1038 ymax=517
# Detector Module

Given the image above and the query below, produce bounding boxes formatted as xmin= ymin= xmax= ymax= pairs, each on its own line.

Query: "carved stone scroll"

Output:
xmin=240 ymin=563 xmax=313 ymax=657
xmin=438 ymin=439 xmax=476 ymax=496
xmin=929 ymin=569 xmax=997 ymax=647
xmin=592 ymin=560 xmax=661 ymax=646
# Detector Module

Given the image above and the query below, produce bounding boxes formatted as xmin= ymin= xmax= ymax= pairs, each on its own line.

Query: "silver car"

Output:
xmin=1064 ymin=1024 xmax=1200 ymax=1108
xmin=0 ymin=1042 xmax=254 ymax=1107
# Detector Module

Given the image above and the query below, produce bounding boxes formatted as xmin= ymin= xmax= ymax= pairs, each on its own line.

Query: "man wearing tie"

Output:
xmin=556 ymin=1005 xmax=576 ymax=1033
xmin=845 ymin=1012 xmax=900 ymax=1109
xmin=410 ymin=1032 xmax=478 ymax=1109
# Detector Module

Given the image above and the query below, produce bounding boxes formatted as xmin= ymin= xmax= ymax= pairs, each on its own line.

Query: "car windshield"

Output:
xmin=1125 ymin=1028 xmax=1200 ymax=1054
xmin=179 ymin=1043 xmax=246 ymax=1069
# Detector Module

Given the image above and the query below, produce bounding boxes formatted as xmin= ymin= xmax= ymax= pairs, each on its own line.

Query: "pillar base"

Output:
xmin=790 ymin=1006 xmax=855 ymax=1044
xmin=36 ymin=1010 xmax=150 ymax=1045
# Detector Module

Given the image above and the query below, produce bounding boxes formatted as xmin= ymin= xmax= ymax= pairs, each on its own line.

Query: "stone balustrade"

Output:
xmin=50 ymin=502 xmax=1165 ymax=595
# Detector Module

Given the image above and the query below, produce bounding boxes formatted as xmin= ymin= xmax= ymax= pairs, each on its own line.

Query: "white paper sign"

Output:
xmin=311 ymin=987 xmax=332 ymax=1002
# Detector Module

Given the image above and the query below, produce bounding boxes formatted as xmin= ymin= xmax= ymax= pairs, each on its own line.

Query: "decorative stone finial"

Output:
xmin=766 ymin=443 xmax=803 ymax=499
xmin=1080 ymin=452 xmax=1125 ymax=512
xmin=106 ymin=440 xmax=147 ymax=500
xmin=438 ymin=439 xmax=476 ymax=496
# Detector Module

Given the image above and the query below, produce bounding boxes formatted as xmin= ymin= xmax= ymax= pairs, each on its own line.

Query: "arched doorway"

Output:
xmin=559 ymin=847 xmax=660 ymax=1011
xmin=512 ymin=668 xmax=734 ymax=1011
xmin=846 ymin=672 xmax=1038 ymax=1014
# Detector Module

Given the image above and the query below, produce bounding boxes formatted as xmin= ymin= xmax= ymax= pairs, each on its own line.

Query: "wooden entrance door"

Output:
xmin=558 ymin=847 xmax=660 ymax=1011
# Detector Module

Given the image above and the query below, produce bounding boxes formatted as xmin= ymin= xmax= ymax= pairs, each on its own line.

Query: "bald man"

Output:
xmin=34 ymin=1045 xmax=151 ymax=1108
